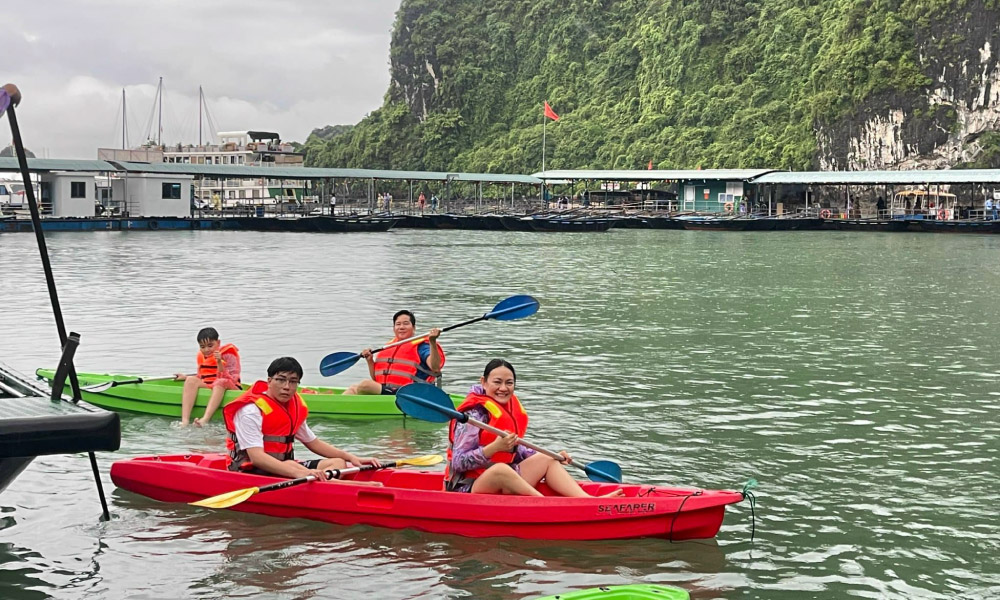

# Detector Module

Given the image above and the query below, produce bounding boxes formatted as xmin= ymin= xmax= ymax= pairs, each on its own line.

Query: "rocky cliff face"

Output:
xmin=818 ymin=1 xmax=1000 ymax=170
xmin=307 ymin=0 xmax=1000 ymax=174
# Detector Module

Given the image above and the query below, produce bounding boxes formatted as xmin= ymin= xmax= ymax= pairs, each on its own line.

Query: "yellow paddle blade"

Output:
xmin=396 ymin=454 xmax=443 ymax=467
xmin=189 ymin=486 xmax=260 ymax=509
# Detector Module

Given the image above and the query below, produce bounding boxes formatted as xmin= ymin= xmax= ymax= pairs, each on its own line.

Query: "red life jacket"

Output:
xmin=197 ymin=343 xmax=239 ymax=385
xmin=372 ymin=338 xmax=445 ymax=387
xmin=222 ymin=380 xmax=309 ymax=472
xmin=445 ymin=392 xmax=529 ymax=484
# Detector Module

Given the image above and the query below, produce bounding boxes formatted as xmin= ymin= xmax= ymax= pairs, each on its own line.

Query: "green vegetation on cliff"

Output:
xmin=305 ymin=0 xmax=981 ymax=172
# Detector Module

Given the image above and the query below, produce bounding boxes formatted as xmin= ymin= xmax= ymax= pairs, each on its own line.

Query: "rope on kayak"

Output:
xmin=667 ymin=491 xmax=701 ymax=542
xmin=741 ymin=478 xmax=758 ymax=543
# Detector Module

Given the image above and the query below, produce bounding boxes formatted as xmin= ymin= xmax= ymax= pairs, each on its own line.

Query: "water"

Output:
xmin=0 ymin=229 xmax=997 ymax=599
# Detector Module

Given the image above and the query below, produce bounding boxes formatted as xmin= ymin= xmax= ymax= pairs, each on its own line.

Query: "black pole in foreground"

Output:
xmin=6 ymin=104 xmax=111 ymax=520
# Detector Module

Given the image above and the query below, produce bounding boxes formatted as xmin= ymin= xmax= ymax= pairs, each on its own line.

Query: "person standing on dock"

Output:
xmin=343 ymin=310 xmax=445 ymax=396
xmin=178 ymin=327 xmax=242 ymax=427
xmin=418 ymin=192 xmax=426 ymax=215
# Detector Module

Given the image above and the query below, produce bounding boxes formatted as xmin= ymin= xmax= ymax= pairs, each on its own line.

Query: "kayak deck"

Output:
xmin=35 ymin=370 xmax=463 ymax=419
xmin=111 ymin=453 xmax=745 ymax=541
xmin=532 ymin=584 xmax=690 ymax=600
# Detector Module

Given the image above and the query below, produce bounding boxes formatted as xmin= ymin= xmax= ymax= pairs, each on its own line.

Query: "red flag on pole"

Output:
xmin=543 ymin=101 xmax=560 ymax=121
xmin=648 ymin=160 xmax=653 ymax=170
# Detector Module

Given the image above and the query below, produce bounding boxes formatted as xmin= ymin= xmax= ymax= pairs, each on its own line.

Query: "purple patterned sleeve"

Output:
xmin=0 ymin=89 xmax=10 ymax=116
xmin=450 ymin=406 xmax=493 ymax=475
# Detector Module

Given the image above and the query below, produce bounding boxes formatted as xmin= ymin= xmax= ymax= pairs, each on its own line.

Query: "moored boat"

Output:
xmin=526 ymin=216 xmax=615 ymax=232
xmin=36 ymin=370 xmax=462 ymax=419
xmin=677 ymin=216 xmax=751 ymax=231
xmin=110 ymin=453 xmax=746 ymax=541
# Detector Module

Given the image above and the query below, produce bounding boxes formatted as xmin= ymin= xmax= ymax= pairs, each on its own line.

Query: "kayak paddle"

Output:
xmin=189 ymin=454 xmax=443 ymax=509
xmin=395 ymin=383 xmax=623 ymax=484
xmin=319 ymin=294 xmax=540 ymax=377
xmin=81 ymin=375 xmax=179 ymax=393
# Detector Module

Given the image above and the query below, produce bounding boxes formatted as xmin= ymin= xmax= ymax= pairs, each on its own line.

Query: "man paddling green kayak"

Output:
xmin=342 ymin=309 xmax=445 ymax=396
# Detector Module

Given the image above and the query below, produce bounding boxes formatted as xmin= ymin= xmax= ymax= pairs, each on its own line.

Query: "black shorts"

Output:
xmin=244 ymin=458 xmax=322 ymax=475
xmin=380 ymin=384 xmax=400 ymax=396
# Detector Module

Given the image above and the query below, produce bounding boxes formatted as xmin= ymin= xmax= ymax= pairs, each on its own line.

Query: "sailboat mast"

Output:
xmin=122 ymin=89 xmax=126 ymax=150
xmin=199 ymin=86 xmax=203 ymax=146
xmin=157 ymin=76 xmax=163 ymax=146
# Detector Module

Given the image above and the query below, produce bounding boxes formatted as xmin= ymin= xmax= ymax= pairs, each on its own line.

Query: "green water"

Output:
xmin=0 ymin=229 xmax=997 ymax=599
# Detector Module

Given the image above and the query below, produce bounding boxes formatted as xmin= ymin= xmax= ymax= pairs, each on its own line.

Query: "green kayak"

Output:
xmin=35 ymin=370 xmax=463 ymax=420
xmin=533 ymin=585 xmax=689 ymax=600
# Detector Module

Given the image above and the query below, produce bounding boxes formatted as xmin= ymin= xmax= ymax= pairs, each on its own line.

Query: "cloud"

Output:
xmin=2 ymin=0 xmax=400 ymax=158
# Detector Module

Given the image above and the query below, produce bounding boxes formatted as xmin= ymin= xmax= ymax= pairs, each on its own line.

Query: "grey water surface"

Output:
xmin=0 ymin=229 xmax=996 ymax=599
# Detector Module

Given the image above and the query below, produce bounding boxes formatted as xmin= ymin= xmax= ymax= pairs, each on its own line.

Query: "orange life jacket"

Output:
xmin=372 ymin=338 xmax=445 ymax=387
xmin=197 ymin=343 xmax=239 ymax=385
xmin=445 ymin=392 xmax=529 ymax=484
xmin=222 ymin=380 xmax=309 ymax=472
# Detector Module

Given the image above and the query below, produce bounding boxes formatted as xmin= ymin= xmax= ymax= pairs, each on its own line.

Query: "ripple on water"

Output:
xmin=0 ymin=230 xmax=998 ymax=598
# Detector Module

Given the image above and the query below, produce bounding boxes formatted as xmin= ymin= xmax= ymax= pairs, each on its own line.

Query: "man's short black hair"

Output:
xmin=267 ymin=357 xmax=303 ymax=379
xmin=197 ymin=327 xmax=220 ymax=343
xmin=393 ymin=310 xmax=415 ymax=327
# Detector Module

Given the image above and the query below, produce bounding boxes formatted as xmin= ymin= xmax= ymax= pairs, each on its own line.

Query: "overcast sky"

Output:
xmin=3 ymin=0 xmax=401 ymax=158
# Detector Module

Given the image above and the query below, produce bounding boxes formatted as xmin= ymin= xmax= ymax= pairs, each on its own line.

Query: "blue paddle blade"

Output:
xmin=319 ymin=352 xmax=362 ymax=377
xmin=485 ymin=294 xmax=539 ymax=321
xmin=584 ymin=460 xmax=623 ymax=484
xmin=395 ymin=383 xmax=463 ymax=423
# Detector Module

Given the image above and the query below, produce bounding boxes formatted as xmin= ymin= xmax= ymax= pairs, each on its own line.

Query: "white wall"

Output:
xmin=42 ymin=172 xmax=96 ymax=217
xmin=111 ymin=174 xmax=194 ymax=217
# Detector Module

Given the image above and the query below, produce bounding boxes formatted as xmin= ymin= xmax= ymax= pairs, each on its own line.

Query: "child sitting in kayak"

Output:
xmin=445 ymin=358 xmax=625 ymax=498
xmin=177 ymin=327 xmax=241 ymax=427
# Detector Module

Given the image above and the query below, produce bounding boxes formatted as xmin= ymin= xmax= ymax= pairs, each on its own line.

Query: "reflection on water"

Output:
xmin=0 ymin=230 xmax=998 ymax=599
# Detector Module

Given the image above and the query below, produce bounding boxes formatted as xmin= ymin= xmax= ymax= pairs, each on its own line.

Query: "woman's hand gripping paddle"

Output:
xmin=395 ymin=383 xmax=623 ymax=484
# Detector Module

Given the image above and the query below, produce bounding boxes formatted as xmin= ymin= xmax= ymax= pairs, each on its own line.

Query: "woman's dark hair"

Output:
xmin=197 ymin=327 xmax=220 ymax=343
xmin=483 ymin=358 xmax=516 ymax=381
xmin=393 ymin=309 xmax=415 ymax=326
xmin=268 ymin=357 xmax=303 ymax=379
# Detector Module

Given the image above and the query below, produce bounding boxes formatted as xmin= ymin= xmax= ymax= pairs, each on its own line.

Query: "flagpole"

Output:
xmin=542 ymin=109 xmax=546 ymax=210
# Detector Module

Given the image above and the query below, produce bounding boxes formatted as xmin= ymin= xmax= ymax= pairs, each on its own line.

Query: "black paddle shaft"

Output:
xmin=256 ymin=460 xmax=401 ymax=493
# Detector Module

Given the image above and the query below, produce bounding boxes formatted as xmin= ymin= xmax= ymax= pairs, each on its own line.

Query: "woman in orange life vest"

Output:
xmin=223 ymin=356 xmax=382 ymax=482
xmin=343 ymin=309 xmax=444 ymax=395
xmin=446 ymin=359 xmax=625 ymax=498
xmin=176 ymin=327 xmax=242 ymax=427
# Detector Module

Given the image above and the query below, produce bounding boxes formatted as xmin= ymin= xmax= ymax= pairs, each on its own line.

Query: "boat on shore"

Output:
xmin=36 ymin=370 xmax=462 ymax=419
xmin=110 ymin=453 xmax=746 ymax=541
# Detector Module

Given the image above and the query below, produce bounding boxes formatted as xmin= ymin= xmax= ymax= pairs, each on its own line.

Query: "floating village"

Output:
xmin=4 ymin=127 xmax=1000 ymax=235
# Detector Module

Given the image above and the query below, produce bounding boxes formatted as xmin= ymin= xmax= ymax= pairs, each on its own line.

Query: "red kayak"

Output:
xmin=110 ymin=454 xmax=745 ymax=541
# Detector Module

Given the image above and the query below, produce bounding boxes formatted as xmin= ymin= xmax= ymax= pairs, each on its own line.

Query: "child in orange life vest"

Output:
xmin=446 ymin=359 xmax=625 ymax=498
xmin=177 ymin=327 xmax=241 ymax=427
xmin=223 ymin=356 xmax=382 ymax=482
xmin=343 ymin=309 xmax=444 ymax=396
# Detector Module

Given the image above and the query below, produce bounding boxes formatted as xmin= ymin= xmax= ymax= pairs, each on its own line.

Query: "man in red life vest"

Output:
xmin=224 ymin=356 xmax=382 ymax=481
xmin=343 ymin=310 xmax=445 ymax=395
xmin=177 ymin=327 xmax=242 ymax=427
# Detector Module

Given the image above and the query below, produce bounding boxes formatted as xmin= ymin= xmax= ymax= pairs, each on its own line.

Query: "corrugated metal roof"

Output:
xmin=752 ymin=169 xmax=1000 ymax=185
xmin=0 ymin=158 xmax=117 ymax=172
xmin=534 ymin=169 xmax=776 ymax=181
xmin=112 ymin=162 xmax=542 ymax=184
xmin=0 ymin=157 xmax=541 ymax=184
